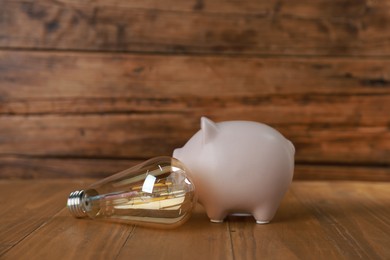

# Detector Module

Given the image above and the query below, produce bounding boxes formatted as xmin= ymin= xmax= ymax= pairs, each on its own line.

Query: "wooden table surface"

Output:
xmin=0 ymin=179 xmax=389 ymax=260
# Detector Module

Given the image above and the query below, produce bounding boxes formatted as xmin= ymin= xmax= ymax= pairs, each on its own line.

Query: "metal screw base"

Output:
xmin=67 ymin=190 xmax=87 ymax=218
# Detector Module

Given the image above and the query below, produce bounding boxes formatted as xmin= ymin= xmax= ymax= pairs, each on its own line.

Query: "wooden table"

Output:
xmin=0 ymin=179 xmax=389 ymax=259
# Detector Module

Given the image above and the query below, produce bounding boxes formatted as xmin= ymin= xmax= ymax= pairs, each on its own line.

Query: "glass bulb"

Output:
xmin=67 ymin=156 xmax=197 ymax=229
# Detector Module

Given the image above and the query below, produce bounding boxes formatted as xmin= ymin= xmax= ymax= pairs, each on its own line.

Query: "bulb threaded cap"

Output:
xmin=67 ymin=190 xmax=87 ymax=218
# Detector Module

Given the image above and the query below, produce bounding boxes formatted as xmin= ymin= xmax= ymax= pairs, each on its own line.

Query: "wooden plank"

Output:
xmin=1 ymin=51 xmax=390 ymax=99
xmin=0 ymin=114 xmax=192 ymax=159
xmin=291 ymin=182 xmax=390 ymax=258
xmin=228 ymin=181 xmax=390 ymax=259
xmin=0 ymin=51 xmax=389 ymax=125
xmin=1 ymin=93 xmax=389 ymax=129
xmin=285 ymin=124 xmax=390 ymax=165
xmin=228 ymin=187 xmax=344 ymax=259
xmin=0 ymin=0 xmax=389 ymax=55
xmin=0 ymin=156 xmax=143 ymax=179
xmin=0 ymin=114 xmax=389 ymax=164
xmin=0 ymin=179 xmax=90 ymax=255
xmin=0 ymin=156 xmax=389 ymax=181
xmin=1 ymin=94 xmax=389 ymax=128
xmin=1 ymin=207 xmax=135 ymax=259
xmin=294 ymin=164 xmax=390 ymax=182
xmin=115 ymin=205 xmax=233 ymax=260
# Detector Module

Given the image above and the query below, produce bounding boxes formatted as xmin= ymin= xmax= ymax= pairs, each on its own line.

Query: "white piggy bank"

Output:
xmin=173 ymin=117 xmax=295 ymax=224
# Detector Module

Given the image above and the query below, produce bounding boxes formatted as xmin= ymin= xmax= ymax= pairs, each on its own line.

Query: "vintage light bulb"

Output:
xmin=67 ymin=156 xmax=197 ymax=229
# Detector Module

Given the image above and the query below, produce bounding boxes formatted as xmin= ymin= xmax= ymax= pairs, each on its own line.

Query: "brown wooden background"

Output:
xmin=0 ymin=0 xmax=389 ymax=181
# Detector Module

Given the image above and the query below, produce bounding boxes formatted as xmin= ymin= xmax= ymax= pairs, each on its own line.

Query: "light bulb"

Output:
xmin=67 ymin=156 xmax=197 ymax=229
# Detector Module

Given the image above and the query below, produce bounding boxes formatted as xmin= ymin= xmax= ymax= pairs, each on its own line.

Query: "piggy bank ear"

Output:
xmin=201 ymin=117 xmax=218 ymax=144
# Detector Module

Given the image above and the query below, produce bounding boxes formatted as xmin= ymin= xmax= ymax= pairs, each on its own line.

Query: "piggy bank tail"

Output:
xmin=287 ymin=140 xmax=295 ymax=156
xmin=285 ymin=139 xmax=295 ymax=173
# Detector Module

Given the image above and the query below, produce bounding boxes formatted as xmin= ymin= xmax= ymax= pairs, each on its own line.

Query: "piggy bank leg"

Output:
xmin=205 ymin=206 xmax=228 ymax=223
xmin=252 ymin=202 xmax=280 ymax=224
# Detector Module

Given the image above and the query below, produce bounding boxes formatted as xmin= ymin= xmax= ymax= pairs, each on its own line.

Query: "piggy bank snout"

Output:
xmin=173 ymin=148 xmax=182 ymax=159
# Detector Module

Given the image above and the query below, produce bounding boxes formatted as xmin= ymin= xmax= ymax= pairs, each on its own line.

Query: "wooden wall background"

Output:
xmin=0 ymin=0 xmax=389 ymax=180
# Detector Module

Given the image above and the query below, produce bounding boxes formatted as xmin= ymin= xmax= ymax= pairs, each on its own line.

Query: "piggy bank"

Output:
xmin=173 ymin=117 xmax=295 ymax=224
